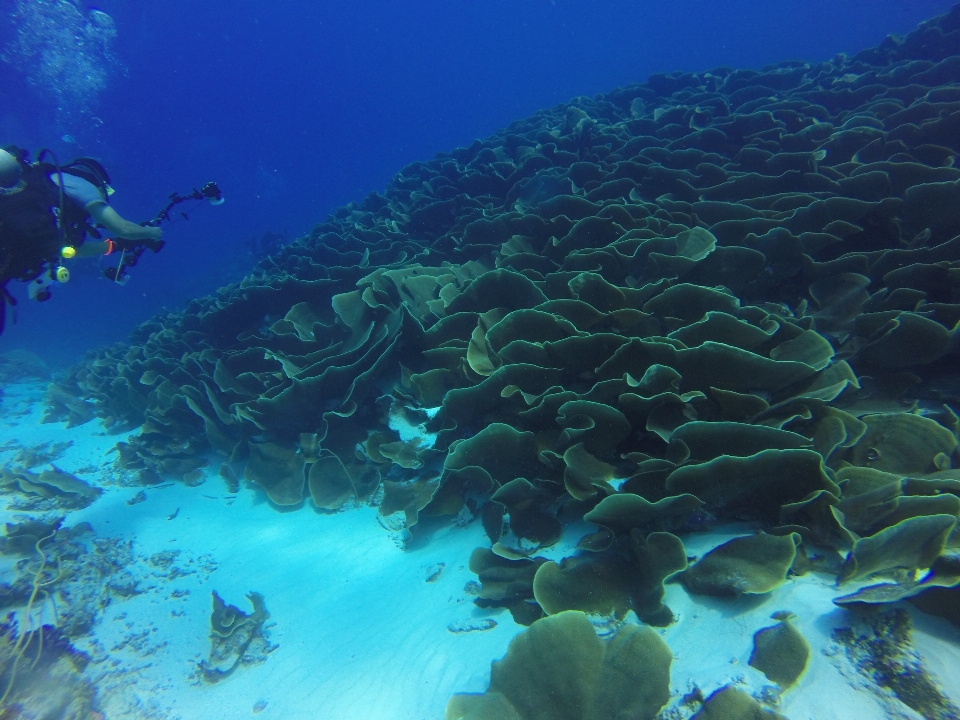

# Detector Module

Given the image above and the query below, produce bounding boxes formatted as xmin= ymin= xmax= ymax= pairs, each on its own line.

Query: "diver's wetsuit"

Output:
xmin=0 ymin=166 xmax=105 ymax=335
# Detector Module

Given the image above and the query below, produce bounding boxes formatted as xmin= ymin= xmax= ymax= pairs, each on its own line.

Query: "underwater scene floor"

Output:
xmin=1 ymin=380 xmax=959 ymax=719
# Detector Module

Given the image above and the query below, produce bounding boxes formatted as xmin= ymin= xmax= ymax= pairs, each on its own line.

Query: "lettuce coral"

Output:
xmin=42 ymin=3 xmax=960 ymax=681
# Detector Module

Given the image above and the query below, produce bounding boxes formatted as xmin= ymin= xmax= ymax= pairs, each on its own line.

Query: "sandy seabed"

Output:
xmin=1 ymin=379 xmax=958 ymax=720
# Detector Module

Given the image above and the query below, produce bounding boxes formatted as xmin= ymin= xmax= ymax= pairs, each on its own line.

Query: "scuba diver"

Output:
xmin=0 ymin=146 xmax=222 ymax=336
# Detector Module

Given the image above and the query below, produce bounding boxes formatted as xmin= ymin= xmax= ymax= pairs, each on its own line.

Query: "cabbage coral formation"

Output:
xmin=47 ymin=3 xmax=960 ymax=644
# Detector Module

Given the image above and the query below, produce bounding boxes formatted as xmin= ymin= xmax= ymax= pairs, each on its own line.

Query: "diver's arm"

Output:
xmin=75 ymin=240 xmax=110 ymax=257
xmin=88 ymin=202 xmax=163 ymax=242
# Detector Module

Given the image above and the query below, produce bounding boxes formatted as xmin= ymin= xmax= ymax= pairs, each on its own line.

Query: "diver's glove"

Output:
xmin=107 ymin=237 xmax=166 ymax=255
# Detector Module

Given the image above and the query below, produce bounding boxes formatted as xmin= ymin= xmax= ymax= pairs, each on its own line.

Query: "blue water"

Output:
xmin=0 ymin=0 xmax=955 ymax=366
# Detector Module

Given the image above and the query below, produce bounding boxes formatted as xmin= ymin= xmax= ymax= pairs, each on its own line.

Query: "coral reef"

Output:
xmin=0 ymin=518 xmax=137 ymax=716
xmin=0 ymin=519 xmax=140 ymax=639
xmin=833 ymin=608 xmax=960 ymax=720
xmin=681 ymin=533 xmax=800 ymax=598
xmin=833 ymin=554 xmax=960 ymax=627
xmin=748 ymin=611 xmax=811 ymax=688
xmin=44 ymin=2 xmax=960 ymax=702
xmin=199 ymin=591 xmax=273 ymax=683
xmin=534 ymin=530 xmax=686 ymax=626
xmin=446 ymin=610 xmax=672 ymax=720
xmin=0 ymin=619 xmax=96 ymax=720
xmin=0 ymin=464 xmax=102 ymax=511
xmin=691 ymin=684 xmax=788 ymax=720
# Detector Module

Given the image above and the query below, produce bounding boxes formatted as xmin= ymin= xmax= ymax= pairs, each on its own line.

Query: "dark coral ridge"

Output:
xmin=47 ymin=6 xmax=960 ymax=609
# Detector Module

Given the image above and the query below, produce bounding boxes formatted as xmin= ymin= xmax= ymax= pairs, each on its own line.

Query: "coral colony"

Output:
xmin=3 ymin=5 xmax=960 ymax=719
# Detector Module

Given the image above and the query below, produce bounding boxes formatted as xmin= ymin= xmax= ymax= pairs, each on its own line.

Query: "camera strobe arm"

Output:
xmin=102 ymin=181 xmax=223 ymax=284
xmin=148 ymin=181 xmax=224 ymax=227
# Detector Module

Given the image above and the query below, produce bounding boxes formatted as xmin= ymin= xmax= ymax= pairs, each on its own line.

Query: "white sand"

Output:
xmin=1 ymin=379 xmax=958 ymax=720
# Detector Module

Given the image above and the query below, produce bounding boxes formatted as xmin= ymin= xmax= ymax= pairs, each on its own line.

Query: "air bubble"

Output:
xmin=2 ymin=0 xmax=123 ymax=124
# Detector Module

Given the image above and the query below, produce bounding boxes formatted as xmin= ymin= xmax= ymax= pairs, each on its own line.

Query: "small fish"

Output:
xmin=60 ymin=134 xmax=77 ymax=144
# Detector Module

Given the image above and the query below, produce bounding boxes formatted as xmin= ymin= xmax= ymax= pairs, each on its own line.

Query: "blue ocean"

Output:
xmin=1 ymin=1 xmax=959 ymax=718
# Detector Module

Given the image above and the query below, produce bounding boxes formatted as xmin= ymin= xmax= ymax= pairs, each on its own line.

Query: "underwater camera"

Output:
xmin=201 ymin=181 xmax=225 ymax=205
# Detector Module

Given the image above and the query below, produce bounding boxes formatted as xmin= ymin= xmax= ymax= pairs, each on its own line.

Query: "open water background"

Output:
xmin=0 ymin=0 xmax=955 ymax=366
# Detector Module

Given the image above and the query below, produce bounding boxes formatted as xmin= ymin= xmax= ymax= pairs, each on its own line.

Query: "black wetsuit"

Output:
xmin=0 ymin=161 xmax=94 ymax=334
